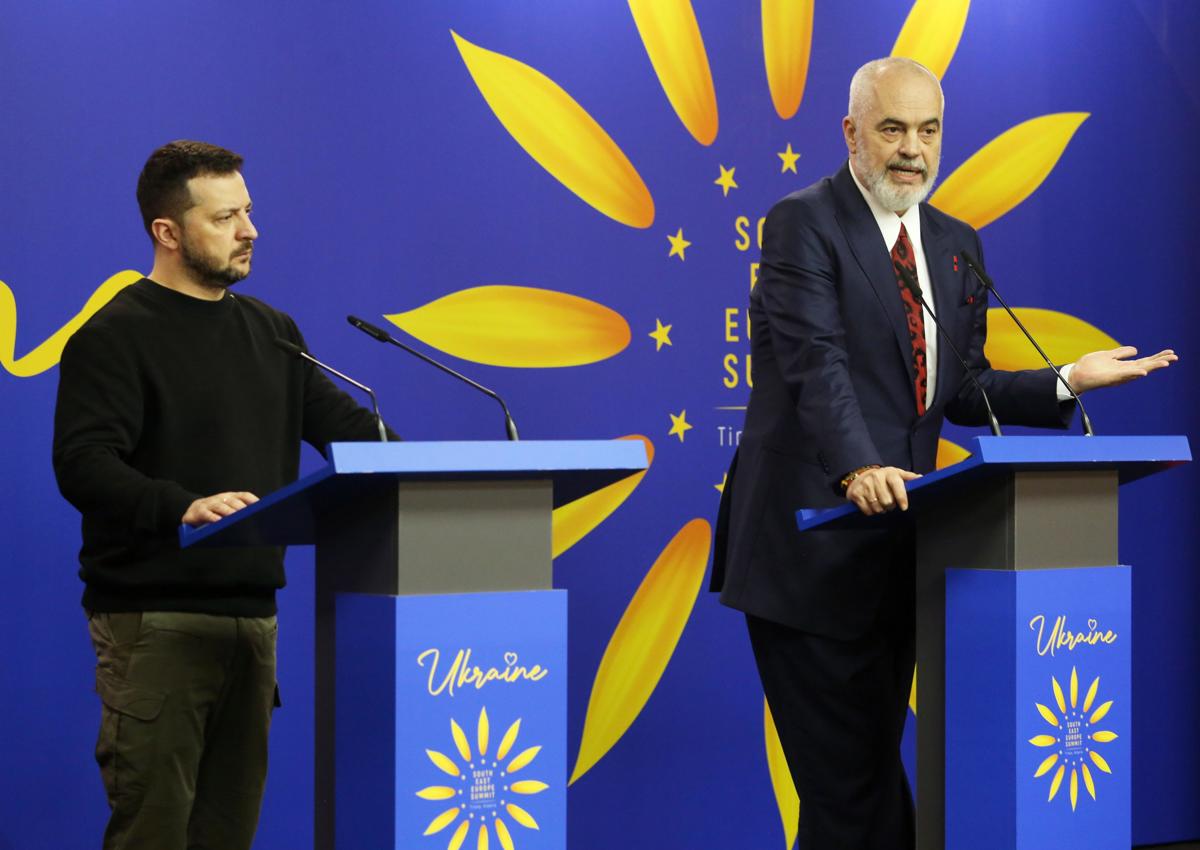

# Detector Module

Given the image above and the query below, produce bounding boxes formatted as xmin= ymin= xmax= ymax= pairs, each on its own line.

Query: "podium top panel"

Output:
xmin=795 ymin=434 xmax=1190 ymax=533
xmin=181 ymin=439 xmax=648 ymax=548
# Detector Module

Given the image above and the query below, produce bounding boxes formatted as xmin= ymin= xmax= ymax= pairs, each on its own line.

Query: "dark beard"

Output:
xmin=180 ymin=239 xmax=251 ymax=288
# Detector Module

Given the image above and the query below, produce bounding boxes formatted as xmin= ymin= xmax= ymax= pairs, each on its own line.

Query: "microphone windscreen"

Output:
xmin=272 ymin=337 xmax=303 ymax=358
xmin=347 ymin=315 xmax=391 ymax=343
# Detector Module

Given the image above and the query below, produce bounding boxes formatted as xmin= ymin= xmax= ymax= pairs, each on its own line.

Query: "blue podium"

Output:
xmin=795 ymin=435 xmax=1190 ymax=850
xmin=183 ymin=440 xmax=648 ymax=850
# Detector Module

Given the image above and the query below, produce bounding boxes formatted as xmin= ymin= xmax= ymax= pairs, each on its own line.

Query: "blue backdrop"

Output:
xmin=2 ymin=2 xmax=1197 ymax=848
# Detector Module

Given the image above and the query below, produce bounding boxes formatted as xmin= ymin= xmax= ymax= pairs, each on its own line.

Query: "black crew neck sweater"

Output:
xmin=53 ymin=278 xmax=388 ymax=616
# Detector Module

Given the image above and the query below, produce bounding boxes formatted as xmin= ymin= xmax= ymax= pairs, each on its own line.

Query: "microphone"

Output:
xmin=347 ymin=315 xmax=520 ymax=441
xmin=895 ymin=265 xmax=1002 ymax=436
xmin=960 ymin=250 xmax=1095 ymax=436
xmin=272 ymin=338 xmax=388 ymax=442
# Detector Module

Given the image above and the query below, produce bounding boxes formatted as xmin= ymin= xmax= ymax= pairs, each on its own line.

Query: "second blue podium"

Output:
xmin=183 ymin=439 xmax=648 ymax=850
xmin=796 ymin=435 xmax=1189 ymax=850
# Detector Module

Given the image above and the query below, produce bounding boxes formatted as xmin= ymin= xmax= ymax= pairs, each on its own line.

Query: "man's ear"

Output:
xmin=150 ymin=218 xmax=180 ymax=251
xmin=842 ymin=117 xmax=857 ymax=155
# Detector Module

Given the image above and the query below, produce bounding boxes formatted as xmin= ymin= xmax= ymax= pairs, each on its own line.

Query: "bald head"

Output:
xmin=848 ymin=57 xmax=943 ymax=124
xmin=843 ymin=58 xmax=944 ymax=213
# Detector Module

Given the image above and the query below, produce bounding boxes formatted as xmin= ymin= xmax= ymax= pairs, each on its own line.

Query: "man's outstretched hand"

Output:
xmin=1068 ymin=346 xmax=1177 ymax=393
xmin=182 ymin=491 xmax=260 ymax=526
xmin=846 ymin=467 xmax=922 ymax=516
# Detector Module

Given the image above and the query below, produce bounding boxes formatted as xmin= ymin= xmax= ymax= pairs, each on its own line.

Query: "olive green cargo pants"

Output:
xmin=87 ymin=610 xmax=279 ymax=850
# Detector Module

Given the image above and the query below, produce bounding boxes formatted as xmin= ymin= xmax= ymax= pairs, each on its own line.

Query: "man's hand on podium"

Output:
xmin=182 ymin=491 xmax=260 ymax=526
xmin=846 ymin=467 xmax=922 ymax=516
xmin=1067 ymin=346 xmax=1177 ymax=393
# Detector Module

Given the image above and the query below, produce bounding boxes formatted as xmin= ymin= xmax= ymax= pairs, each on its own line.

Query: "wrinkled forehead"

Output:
xmin=866 ymin=69 xmax=943 ymax=122
xmin=184 ymin=171 xmax=250 ymax=213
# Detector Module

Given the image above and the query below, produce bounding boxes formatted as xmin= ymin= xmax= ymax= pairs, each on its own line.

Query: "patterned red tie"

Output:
xmin=891 ymin=223 xmax=928 ymax=415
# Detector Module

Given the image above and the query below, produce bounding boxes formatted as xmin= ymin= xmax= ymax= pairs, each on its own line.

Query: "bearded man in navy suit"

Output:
xmin=711 ymin=57 xmax=1175 ymax=849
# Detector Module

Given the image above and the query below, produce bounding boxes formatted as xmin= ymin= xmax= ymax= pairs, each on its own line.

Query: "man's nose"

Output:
xmin=238 ymin=213 xmax=258 ymax=241
xmin=898 ymin=129 xmax=921 ymax=157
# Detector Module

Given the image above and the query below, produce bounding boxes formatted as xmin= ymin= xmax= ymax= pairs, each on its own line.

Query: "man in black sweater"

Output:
xmin=53 ymin=140 xmax=389 ymax=850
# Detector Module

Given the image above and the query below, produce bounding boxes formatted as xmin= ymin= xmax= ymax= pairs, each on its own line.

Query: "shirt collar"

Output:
xmin=848 ymin=160 xmax=922 ymax=251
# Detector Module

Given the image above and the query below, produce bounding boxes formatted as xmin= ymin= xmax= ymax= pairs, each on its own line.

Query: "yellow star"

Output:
xmin=668 ymin=409 xmax=693 ymax=442
xmin=667 ymin=228 xmax=691 ymax=261
xmin=649 ymin=319 xmax=673 ymax=351
xmin=714 ymin=164 xmax=738 ymax=197
xmin=778 ymin=143 xmax=801 ymax=174
xmin=714 ymin=472 xmax=727 ymax=494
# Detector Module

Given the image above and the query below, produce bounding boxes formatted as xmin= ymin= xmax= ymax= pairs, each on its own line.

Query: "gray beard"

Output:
xmin=857 ymin=149 xmax=939 ymax=213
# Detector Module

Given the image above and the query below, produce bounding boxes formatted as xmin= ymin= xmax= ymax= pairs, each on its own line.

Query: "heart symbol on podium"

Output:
xmin=1088 ymin=619 xmax=1098 ymax=632
xmin=505 ymin=652 xmax=518 ymax=667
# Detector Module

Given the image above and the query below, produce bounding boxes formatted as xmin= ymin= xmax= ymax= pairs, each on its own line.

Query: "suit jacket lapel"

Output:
xmin=831 ymin=164 xmax=916 ymax=387
xmin=920 ymin=205 xmax=960 ymax=411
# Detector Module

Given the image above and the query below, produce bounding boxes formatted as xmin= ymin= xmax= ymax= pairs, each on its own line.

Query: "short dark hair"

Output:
xmin=136 ymin=140 xmax=244 ymax=238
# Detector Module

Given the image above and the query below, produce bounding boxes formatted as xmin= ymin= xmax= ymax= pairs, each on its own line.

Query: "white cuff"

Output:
xmin=1055 ymin=363 xmax=1075 ymax=401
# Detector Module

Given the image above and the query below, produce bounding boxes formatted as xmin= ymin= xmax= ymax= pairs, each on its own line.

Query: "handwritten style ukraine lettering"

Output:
xmin=417 ymin=648 xmax=549 ymax=697
xmin=1028 ymin=615 xmax=1118 ymax=657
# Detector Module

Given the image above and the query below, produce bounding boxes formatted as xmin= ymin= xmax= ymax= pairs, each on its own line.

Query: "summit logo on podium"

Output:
xmin=415 ymin=706 xmax=549 ymax=849
xmin=1028 ymin=666 xmax=1119 ymax=811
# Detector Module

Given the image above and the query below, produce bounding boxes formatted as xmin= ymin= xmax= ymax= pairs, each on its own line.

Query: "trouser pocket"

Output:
xmin=94 ymin=666 xmax=167 ymax=801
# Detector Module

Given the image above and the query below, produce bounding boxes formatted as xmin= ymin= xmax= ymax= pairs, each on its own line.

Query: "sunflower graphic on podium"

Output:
xmin=1029 ymin=666 xmax=1119 ymax=811
xmin=417 ymin=707 xmax=549 ymax=850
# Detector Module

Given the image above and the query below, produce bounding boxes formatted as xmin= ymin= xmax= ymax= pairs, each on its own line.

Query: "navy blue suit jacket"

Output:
xmin=711 ymin=163 xmax=1072 ymax=638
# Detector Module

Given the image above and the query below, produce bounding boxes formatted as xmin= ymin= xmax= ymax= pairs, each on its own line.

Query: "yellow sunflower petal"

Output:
xmin=1070 ymin=768 xmax=1078 ymax=810
xmin=1070 ymin=667 xmax=1079 ymax=709
xmin=761 ymin=0 xmax=814 ymax=119
xmin=628 ymin=0 xmax=718 ymax=145
xmin=510 ymin=780 xmax=549 ymax=795
xmin=765 ymin=697 xmax=800 ymax=850
xmin=496 ymin=719 xmax=521 ymax=761
xmin=890 ymin=0 xmax=970 ymax=80
xmin=1082 ymin=763 xmax=1097 ymax=799
xmin=1089 ymin=750 xmax=1112 ymax=774
xmin=384 ymin=285 xmax=630 ymax=368
xmin=909 ymin=664 xmax=917 ymax=715
xmin=448 ymin=819 xmax=471 ymax=850
xmin=930 ymin=112 xmax=1089 ymax=229
xmin=1052 ymin=676 xmax=1067 ymax=714
xmin=935 ymin=438 xmax=970 ymax=470
xmin=451 ymin=719 xmax=472 ymax=762
xmin=985 ymin=308 xmax=1119 ymax=372
xmin=1034 ymin=753 xmax=1059 ymax=778
xmin=1089 ymin=700 xmax=1113 ymax=725
xmin=1083 ymin=676 xmax=1101 ymax=713
xmin=0 ymin=270 xmax=140 ymax=378
xmin=1028 ymin=735 xmax=1058 ymax=747
xmin=505 ymin=803 xmax=540 ymax=830
xmin=451 ymin=31 xmax=655 ymax=228
xmin=424 ymin=807 xmax=462 ymax=836
xmin=416 ymin=785 xmax=458 ymax=800
xmin=427 ymin=749 xmax=462 ymax=778
xmin=1036 ymin=703 xmax=1060 ymax=728
xmin=477 ymin=706 xmax=490 ymax=757
xmin=506 ymin=745 xmax=542 ymax=774
xmin=494 ymin=817 xmax=516 ymax=850
xmin=477 ymin=823 xmax=490 ymax=850
xmin=1091 ymin=730 xmax=1119 ymax=743
xmin=569 ymin=518 xmax=712 ymax=783
xmin=553 ymin=435 xmax=654 ymax=558
xmin=1047 ymin=765 xmax=1066 ymax=801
